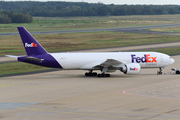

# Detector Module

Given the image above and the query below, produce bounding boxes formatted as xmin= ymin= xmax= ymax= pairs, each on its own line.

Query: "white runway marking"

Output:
xmin=122 ymin=79 xmax=180 ymax=100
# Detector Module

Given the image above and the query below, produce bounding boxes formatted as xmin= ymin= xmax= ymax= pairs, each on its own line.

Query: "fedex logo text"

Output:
xmin=131 ymin=54 xmax=157 ymax=63
xmin=130 ymin=67 xmax=138 ymax=71
xmin=25 ymin=43 xmax=37 ymax=47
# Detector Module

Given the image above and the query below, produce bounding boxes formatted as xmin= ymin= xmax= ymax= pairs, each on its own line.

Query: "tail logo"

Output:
xmin=25 ymin=43 xmax=37 ymax=48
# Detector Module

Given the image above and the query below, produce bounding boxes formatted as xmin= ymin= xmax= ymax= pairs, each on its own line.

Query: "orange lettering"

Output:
xmin=152 ymin=57 xmax=157 ymax=62
xmin=32 ymin=43 xmax=35 ymax=47
xmin=146 ymin=54 xmax=151 ymax=62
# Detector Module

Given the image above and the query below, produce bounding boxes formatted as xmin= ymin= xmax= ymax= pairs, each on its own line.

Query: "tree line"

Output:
xmin=0 ymin=1 xmax=180 ymax=17
xmin=0 ymin=11 xmax=33 ymax=23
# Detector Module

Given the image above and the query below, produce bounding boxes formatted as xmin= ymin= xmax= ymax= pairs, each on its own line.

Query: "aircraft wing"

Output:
xmin=81 ymin=59 xmax=125 ymax=69
xmin=99 ymin=59 xmax=124 ymax=67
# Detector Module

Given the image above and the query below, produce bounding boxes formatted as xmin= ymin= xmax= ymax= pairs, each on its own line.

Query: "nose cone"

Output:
xmin=171 ymin=58 xmax=175 ymax=64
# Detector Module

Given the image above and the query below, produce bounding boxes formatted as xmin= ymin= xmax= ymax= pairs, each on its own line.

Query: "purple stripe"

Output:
xmin=18 ymin=54 xmax=62 ymax=69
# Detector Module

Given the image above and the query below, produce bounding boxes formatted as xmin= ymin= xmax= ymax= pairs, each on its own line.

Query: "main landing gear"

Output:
xmin=84 ymin=71 xmax=110 ymax=77
xmin=85 ymin=67 xmax=111 ymax=77
xmin=97 ymin=67 xmax=110 ymax=77
xmin=85 ymin=71 xmax=97 ymax=76
xmin=157 ymin=67 xmax=163 ymax=75
xmin=97 ymin=73 xmax=110 ymax=77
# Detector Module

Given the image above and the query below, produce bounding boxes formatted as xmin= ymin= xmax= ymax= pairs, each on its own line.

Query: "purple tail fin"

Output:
xmin=18 ymin=27 xmax=48 ymax=56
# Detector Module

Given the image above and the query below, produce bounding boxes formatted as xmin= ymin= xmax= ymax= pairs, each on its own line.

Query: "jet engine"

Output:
xmin=120 ymin=63 xmax=141 ymax=75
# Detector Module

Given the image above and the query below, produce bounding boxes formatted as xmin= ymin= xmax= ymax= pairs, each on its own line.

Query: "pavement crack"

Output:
xmin=141 ymin=114 xmax=161 ymax=120
xmin=165 ymin=109 xmax=179 ymax=113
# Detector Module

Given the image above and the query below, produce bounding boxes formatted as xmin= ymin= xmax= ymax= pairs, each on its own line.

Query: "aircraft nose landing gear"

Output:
xmin=157 ymin=67 xmax=163 ymax=75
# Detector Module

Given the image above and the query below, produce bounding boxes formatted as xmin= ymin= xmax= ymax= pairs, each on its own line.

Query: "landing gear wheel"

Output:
xmin=92 ymin=72 xmax=97 ymax=76
xmin=157 ymin=71 xmax=162 ymax=75
xmin=106 ymin=74 xmax=110 ymax=77
xmin=97 ymin=73 xmax=110 ymax=77
xmin=85 ymin=72 xmax=89 ymax=76
xmin=157 ymin=67 xmax=163 ymax=75
xmin=85 ymin=72 xmax=97 ymax=76
xmin=176 ymin=70 xmax=180 ymax=74
xmin=98 ymin=74 xmax=102 ymax=77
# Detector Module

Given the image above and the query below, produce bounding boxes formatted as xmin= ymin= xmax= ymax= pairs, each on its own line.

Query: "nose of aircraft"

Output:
xmin=171 ymin=58 xmax=175 ymax=64
xmin=169 ymin=57 xmax=175 ymax=64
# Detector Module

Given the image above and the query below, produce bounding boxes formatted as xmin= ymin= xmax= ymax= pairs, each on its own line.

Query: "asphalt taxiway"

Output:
xmin=1 ymin=24 xmax=180 ymax=36
xmin=1 ymin=23 xmax=180 ymax=119
xmin=1 ymin=54 xmax=180 ymax=120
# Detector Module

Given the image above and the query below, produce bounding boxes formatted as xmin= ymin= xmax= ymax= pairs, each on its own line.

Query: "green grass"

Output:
xmin=149 ymin=26 xmax=180 ymax=33
xmin=0 ymin=31 xmax=180 ymax=56
xmin=137 ymin=47 xmax=180 ymax=55
xmin=0 ymin=15 xmax=180 ymax=33
xmin=0 ymin=62 xmax=52 ymax=76
xmin=0 ymin=50 xmax=24 ymax=53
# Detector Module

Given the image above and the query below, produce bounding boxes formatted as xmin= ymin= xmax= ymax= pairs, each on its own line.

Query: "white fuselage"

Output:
xmin=50 ymin=52 xmax=174 ymax=70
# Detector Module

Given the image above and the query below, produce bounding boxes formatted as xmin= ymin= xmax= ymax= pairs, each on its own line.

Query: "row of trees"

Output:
xmin=0 ymin=11 xmax=33 ymax=23
xmin=0 ymin=1 xmax=180 ymax=17
xmin=20 ymin=5 xmax=180 ymax=17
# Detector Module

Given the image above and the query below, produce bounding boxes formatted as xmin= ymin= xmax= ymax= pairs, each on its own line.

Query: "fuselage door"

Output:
xmin=159 ymin=55 xmax=164 ymax=66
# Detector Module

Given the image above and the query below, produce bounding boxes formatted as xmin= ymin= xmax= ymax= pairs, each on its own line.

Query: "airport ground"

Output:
xmin=0 ymin=50 xmax=180 ymax=120
xmin=1 ymin=23 xmax=180 ymax=120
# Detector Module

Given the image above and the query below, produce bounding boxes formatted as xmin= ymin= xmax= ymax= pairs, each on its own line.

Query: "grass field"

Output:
xmin=0 ymin=31 xmax=180 ymax=56
xmin=0 ymin=62 xmax=52 ymax=76
xmin=0 ymin=15 xmax=180 ymax=33
xmin=137 ymin=47 xmax=180 ymax=55
xmin=150 ymin=26 xmax=180 ymax=33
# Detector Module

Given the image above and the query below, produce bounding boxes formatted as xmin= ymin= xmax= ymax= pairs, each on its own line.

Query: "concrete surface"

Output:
xmin=1 ymin=23 xmax=180 ymax=119
xmin=0 ymin=55 xmax=180 ymax=120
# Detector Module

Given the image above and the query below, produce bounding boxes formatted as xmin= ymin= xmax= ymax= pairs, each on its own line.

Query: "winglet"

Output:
xmin=17 ymin=27 xmax=48 ymax=56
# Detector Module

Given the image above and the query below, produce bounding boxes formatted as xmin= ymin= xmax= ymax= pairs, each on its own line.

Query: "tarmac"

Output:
xmin=0 ymin=51 xmax=180 ymax=120
xmin=1 ymin=24 xmax=180 ymax=119
xmin=1 ymin=23 xmax=180 ymax=36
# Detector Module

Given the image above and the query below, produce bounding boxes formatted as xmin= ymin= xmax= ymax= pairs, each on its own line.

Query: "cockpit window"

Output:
xmin=169 ymin=57 xmax=172 ymax=59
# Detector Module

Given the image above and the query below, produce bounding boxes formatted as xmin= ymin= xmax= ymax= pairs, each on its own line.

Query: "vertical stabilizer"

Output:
xmin=18 ymin=27 xmax=48 ymax=56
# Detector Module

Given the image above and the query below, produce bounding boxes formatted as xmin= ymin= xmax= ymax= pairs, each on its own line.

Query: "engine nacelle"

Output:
xmin=120 ymin=63 xmax=141 ymax=75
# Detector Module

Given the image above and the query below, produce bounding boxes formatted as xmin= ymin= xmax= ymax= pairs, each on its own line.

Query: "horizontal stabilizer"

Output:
xmin=6 ymin=55 xmax=19 ymax=58
xmin=25 ymin=56 xmax=44 ymax=62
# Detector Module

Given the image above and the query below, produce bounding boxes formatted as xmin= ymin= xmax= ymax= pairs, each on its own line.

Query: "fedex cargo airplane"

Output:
xmin=6 ymin=27 xmax=175 ymax=77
